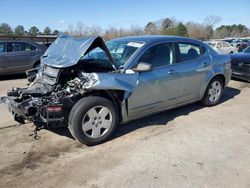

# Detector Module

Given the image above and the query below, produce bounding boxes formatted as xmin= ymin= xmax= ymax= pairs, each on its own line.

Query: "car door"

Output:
xmin=0 ymin=42 xmax=8 ymax=74
xmin=127 ymin=42 xmax=182 ymax=118
xmin=4 ymin=42 xmax=33 ymax=73
xmin=173 ymin=42 xmax=212 ymax=102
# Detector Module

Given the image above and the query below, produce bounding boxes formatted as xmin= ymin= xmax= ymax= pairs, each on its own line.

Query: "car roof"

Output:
xmin=110 ymin=35 xmax=204 ymax=45
xmin=0 ymin=40 xmax=39 ymax=44
xmin=0 ymin=40 xmax=47 ymax=50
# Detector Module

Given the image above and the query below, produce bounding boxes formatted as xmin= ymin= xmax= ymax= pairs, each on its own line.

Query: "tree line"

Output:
xmin=0 ymin=23 xmax=58 ymax=36
xmin=0 ymin=15 xmax=249 ymax=40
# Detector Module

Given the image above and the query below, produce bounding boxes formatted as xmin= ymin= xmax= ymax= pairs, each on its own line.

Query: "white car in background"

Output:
xmin=206 ymin=40 xmax=238 ymax=54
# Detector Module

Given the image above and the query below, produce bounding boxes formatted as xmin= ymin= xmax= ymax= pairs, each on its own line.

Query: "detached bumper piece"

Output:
xmin=6 ymin=87 xmax=66 ymax=128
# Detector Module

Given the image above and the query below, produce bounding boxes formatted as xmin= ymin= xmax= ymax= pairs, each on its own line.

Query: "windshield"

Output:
xmin=206 ymin=41 xmax=215 ymax=47
xmin=83 ymin=40 xmax=144 ymax=68
xmin=243 ymin=46 xmax=250 ymax=53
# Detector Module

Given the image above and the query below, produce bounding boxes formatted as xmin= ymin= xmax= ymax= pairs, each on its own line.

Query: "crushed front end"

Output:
xmin=5 ymin=67 xmax=81 ymax=130
xmin=3 ymin=35 xmax=116 ymax=131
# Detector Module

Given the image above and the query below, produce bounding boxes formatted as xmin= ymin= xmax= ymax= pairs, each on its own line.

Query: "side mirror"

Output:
xmin=133 ymin=62 xmax=152 ymax=72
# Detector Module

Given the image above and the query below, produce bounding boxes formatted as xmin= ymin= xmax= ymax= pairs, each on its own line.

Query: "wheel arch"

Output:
xmin=81 ymin=89 xmax=127 ymax=123
xmin=200 ymin=72 xmax=226 ymax=99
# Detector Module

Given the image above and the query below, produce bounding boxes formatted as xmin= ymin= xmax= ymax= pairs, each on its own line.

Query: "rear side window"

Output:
xmin=10 ymin=42 xmax=29 ymax=52
xmin=0 ymin=42 xmax=6 ymax=53
xmin=138 ymin=43 xmax=175 ymax=68
xmin=9 ymin=42 xmax=37 ymax=52
xmin=176 ymin=42 xmax=204 ymax=63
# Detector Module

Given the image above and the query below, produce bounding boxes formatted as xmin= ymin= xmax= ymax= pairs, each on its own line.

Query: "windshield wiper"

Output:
xmin=41 ymin=55 xmax=48 ymax=59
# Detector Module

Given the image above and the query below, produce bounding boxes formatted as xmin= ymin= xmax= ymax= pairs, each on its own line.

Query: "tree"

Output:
xmin=130 ymin=25 xmax=144 ymax=36
xmin=162 ymin=18 xmax=173 ymax=30
xmin=214 ymin=24 xmax=250 ymax=38
xmin=28 ymin=26 xmax=39 ymax=36
xmin=104 ymin=26 xmax=119 ymax=40
xmin=66 ymin=24 xmax=74 ymax=35
xmin=75 ymin=22 xmax=86 ymax=36
xmin=175 ymin=23 xmax=188 ymax=37
xmin=52 ymin=30 xmax=59 ymax=35
xmin=161 ymin=27 xmax=177 ymax=36
xmin=14 ymin=25 xmax=25 ymax=36
xmin=204 ymin=15 xmax=221 ymax=28
xmin=144 ymin=22 xmax=158 ymax=34
xmin=87 ymin=26 xmax=103 ymax=36
xmin=185 ymin=22 xmax=211 ymax=40
xmin=0 ymin=23 xmax=12 ymax=35
xmin=43 ymin=27 xmax=52 ymax=35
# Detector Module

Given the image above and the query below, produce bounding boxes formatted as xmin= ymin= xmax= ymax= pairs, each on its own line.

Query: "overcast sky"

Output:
xmin=1 ymin=0 xmax=250 ymax=31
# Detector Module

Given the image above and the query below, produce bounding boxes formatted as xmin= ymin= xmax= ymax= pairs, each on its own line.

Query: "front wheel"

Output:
xmin=68 ymin=96 xmax=118 ymax=146
xmin=201 ymin=77 xmax=224 ymax=106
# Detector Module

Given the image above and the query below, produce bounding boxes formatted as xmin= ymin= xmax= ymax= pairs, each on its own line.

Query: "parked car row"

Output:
xmin=205 ymin=40 xmax=238 ymax=54
xmin=224 ymin=38 xmax=250 ymax=51
xmin=205 ymin=38 xmax=250 ymax=54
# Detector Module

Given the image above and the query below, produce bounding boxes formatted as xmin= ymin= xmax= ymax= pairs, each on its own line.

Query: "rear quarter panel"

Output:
xmin=198 ymin=52 xmax=232 ymax=99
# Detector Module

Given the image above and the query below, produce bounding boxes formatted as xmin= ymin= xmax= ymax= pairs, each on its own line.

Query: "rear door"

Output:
xmin=4 ymin=42 xmax=34 ymax=73
xmin=173 ymin=42 xmax=212 ymax=102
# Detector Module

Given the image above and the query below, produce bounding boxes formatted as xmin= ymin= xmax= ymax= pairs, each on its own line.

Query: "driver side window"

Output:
xmin=138 ymin=43 xmax=175 ymax=68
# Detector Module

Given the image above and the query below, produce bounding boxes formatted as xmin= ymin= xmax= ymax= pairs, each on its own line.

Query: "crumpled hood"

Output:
xmin=41 ymin=35 xmax=117 ymax=70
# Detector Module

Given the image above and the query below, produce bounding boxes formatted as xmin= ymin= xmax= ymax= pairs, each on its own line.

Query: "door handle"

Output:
xmin=168 ymin=69 xmax=178 ymax=74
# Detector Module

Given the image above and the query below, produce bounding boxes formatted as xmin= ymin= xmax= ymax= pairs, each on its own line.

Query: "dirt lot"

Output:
xmin=0 ymin=75 xmax=250 ymax=188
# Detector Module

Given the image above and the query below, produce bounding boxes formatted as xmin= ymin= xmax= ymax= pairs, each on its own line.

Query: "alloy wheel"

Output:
xmin=81 ymin=105 xmax=112 ymax=138
xmin=208 ymin=81 xmax=222 ymax=103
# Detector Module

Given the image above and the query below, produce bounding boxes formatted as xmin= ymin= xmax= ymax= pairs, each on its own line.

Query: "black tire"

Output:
xmin=201 ymin=77 xmax=224 ymax=106
xmin=68 ymin=96 xmax=118 ymax=146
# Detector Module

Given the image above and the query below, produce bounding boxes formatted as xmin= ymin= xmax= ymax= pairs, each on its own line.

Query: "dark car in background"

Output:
xmin=230 ymin=46 xmax=250 ymax=82
xmin=0 ymin=40 xmax=46 ymax=75
xmin=242 ymin=46 xmax=250 ymax=53
xmin=231 ymin=39 xmax=250 ymax=51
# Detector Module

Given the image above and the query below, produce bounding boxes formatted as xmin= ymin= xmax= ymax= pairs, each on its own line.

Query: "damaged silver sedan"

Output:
xmin=1 ymin=35 xmax=232 ymax=145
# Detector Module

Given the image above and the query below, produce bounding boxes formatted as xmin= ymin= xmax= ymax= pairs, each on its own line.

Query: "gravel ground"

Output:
xmin=0 ymin=76 xmax=250 ymax=188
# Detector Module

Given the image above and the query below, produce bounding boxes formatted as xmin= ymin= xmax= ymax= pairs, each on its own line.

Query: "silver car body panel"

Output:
xmin=81 ymin=72 xmax=139 ymax=92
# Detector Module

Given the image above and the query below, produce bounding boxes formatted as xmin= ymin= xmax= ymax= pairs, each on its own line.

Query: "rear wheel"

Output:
xmin=68 ymin=96 xmax=118 ymax=145
xmin=201 ymin=77 xmax=223 ymax=106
